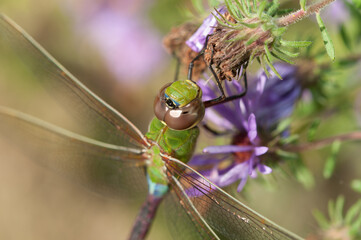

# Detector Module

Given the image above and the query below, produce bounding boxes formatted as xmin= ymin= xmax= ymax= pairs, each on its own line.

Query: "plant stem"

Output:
xmin=277 ymin=0 xmax=336 ymax=27
xmin=284 ymin=131 xmax=361 ymax=152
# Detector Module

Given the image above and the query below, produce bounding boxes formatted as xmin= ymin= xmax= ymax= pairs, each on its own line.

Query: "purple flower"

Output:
xmin=189 ymin=63 xmax=302 ymax=191
xmin=61 ymin=0 xmax=165 ymax=84
xmin=249 ymin=63 xmax=302 ymax=130
xmin=186 ymin=6 xmax=227 ymax=52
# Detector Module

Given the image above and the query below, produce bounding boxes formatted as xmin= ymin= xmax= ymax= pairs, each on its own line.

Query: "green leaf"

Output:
xmin=339 ymin=24 xmax=352 ymax=50
xmin=328 ymin=199 xmax=336 ymax=222
xmin=345 ymin=199 xmax=361 ymax=225
xmin=264 ymin=47 xmax=283 ymax=79
xmin=351 ymin=0 xmax=361 ymax=10
xmin=307 ymin=119 xmax=321 ymax=142
xmin=280 ymin=39 xmax=312 ymax=48
xmin=312 ymin=209 xmax=330 ymax=229
xmin=296 ymin=164 xmax=315 ymax=189
xmin=225 ymin=0 xmax=240 ymax=20
xmin=240 ymin=0 xmax=250 ymax=16
xmin=280 ymin=134 xmax=299 ymax=144
xmin=300 ymin=0 xmax=307 ymax=11
xmin=323 ymin=140 xmax=341 ymax=179
xmin=271 ymin=52 xmax=294 ymax=65
xmin=276 ymin=149 xmax=299 ymax=160
xmin=351 ymin=179 xmax=361 ymax=193
xmin=191 ymin=0 xmax=204 ymax=14
xmin=257 ymin=0 xmax=268 ymax=17
xmin=267 ymin=1 xmax=280 ymax=16
xmin=275 ymin=117 xmax=292 ymax=134
xmin=316 ymin=13 xmax=335 ymax=60
xmin=335 ymin=196 xmax=345 ymax=224
xmin=272 ymin=26 xmax=287 ymax=37
xmin=274 ymin=46 xmax=300 ymax=58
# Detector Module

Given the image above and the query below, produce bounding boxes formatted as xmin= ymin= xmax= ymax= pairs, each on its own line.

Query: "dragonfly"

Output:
xmin=0 ymin=14 xmax=303 ymax=240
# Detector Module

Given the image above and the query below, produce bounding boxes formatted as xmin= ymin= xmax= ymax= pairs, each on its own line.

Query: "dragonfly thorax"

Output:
xmin=154 ymin=80 xmax=205 ymax=130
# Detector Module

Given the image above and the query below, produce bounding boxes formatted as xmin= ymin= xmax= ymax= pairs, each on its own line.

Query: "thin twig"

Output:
xmin=283 ymin=131 xmax=361 ymax=152
xmin=277 ymin=0 xmax=337 ymax=27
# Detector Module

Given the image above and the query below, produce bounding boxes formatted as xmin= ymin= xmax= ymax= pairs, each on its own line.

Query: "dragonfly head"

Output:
xmin=154 ymin=80 xmax=205 ymax=130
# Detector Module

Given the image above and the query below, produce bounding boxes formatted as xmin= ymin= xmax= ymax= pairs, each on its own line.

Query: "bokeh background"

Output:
xmin=0 ymin=0 xmax=360 ymax=239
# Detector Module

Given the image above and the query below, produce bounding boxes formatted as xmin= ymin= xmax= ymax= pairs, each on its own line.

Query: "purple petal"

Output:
xmin=254 ymin=146 xmax=268 ymax=156
xmin=247 ymin=114 xmax=258 ymax=142
xmin=188 ymin=153 xmax=229 ymax=166
xmin=256 ymin=73 xmax=267 ymax=95
xmin=258 ymin=164 xmax=272 ymax=174
xmin=219 ymin=163 xmax=246 ymax=186
xmin=236 ymin=176 xmax=249 ymax=192
xmin=203 ymin=145 xmax=254 ymax=154
xmin=186 ymin=6 xmax=226 ymax=52
xmin=247 ymin=156 xmax=254 ymax=175
xmin=203 ymin=109 xmax=234 ymax=130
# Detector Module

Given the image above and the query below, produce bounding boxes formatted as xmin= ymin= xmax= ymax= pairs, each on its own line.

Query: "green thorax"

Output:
xmin=164 ymin=80 xmax=200 ymax=107
xmin=145 ymin=117 xmax=199 ymax=164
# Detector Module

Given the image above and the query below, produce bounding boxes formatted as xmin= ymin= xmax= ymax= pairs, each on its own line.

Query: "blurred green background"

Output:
xmin=0 ymin=0 xmax=360 ymax=239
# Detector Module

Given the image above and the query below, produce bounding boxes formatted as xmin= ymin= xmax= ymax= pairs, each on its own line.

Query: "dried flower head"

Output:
xmin=185 ymin=0 xmax=314 ymax=81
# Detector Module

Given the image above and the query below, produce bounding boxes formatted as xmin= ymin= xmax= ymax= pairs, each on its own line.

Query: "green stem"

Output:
xmin=277 ymin=0 xmax=336 ymax=27
xmin=283 ymin=131 xmax=361 ymax=152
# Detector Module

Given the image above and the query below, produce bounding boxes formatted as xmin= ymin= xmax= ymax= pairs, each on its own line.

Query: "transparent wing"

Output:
xmin=0 ymin=14 xmax=148 ymax=149
xmin=163 ymin=154 xmax=303 ymax=240
xmin=162 ymin=181 xmax=218 ymax=240
xmin=0 ymin=106 xmax=148 ymax=198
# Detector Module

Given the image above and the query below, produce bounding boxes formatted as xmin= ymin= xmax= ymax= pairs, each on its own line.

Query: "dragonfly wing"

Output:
xmin=162 ymin=177 xmax=219 ymax=240
xmin=0 ymin=106 xmax=148 ymax=198
xmin=0 ymin=14 xmax=148 ymax=149
xmin=163 ymin=155 xmax=303 ymax=240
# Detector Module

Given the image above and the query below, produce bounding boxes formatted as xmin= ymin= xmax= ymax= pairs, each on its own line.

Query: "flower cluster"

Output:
xmin=189 ymin=62 xmax=302 ymax=191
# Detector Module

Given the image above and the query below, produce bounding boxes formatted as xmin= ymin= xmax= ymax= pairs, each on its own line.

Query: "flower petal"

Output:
xmin=186 ymin=6 xmax=226 ymax=52
xmin=258 ymin=164 xmax=273 ymax=174
xmin=254 ymin=146 xmax=268 ymax=156
xmin=203 ymin=145 xmax=254 ymax=154
xmin=247 ymin=114 xmax=258 ymax=142
xmin=237 ymin=176 xmax=249 ymax=192
xmin=219 ymin=163 xmax=246 ymax=186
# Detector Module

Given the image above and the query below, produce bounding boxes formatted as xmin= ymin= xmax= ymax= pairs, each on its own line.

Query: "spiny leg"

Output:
xmin=204 ymin=62 xmax=249 ymax=108
xmin=186 ymin=34 xmax=249 ymax=107
xmin=173 ymin=54 xmax=181 ymax=82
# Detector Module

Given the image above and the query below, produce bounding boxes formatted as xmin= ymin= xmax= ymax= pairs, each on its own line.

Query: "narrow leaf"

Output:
xmin=257 ymin=0 xmax=268 ymax=17
xmin=345 ymin=199 xmax=361 ymax=224
xmin=307 ymin=119 xmax=321 ymax=142
xmin=312 ymin=209 xmax=329 ymax=229
xmin=300 ymin=0 xmax=307 ymax=11
xmin=339 ymin=24 xmax=352 ymax=50
xmin=191 ymin=0 xmax=204 ymax=14
xmin=316 ymin=13 xmax=335 ymax=60
xmin=267 ymin=1 xmax=279 ymax=16
xmin=274 ymin=47 xmax=300 ymax=58
xmin=264 ymin=47 xmax=283 ymax=79
xmin=323 ymin=140 xmax=341 ymax=179
xmin=280 ymin=39 xmax=312 ymax=48
xmin=334 ymin=196 xmax=345 ymax=224
xmin=351 ymin=179 xmax=361 ymax=193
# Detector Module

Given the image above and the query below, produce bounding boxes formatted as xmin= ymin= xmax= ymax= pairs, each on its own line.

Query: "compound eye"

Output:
xmin=164 ymin=93 xmax=179 ymax=109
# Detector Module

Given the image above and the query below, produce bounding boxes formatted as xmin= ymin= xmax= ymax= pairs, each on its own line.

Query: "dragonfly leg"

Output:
xmin=187 ymin=34 xmax=212 ymax=81
xmin=204 ymin=61 xmax=249 ymax=108
xmin=173 ymin=53 xmax=181 ymax=82
xmin=187 ymin=34 xmax=249 ymax=108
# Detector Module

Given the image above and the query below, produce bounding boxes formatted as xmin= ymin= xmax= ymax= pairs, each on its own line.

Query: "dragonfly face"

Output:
xmin=154 ymin=80 xmax=205 ymax=130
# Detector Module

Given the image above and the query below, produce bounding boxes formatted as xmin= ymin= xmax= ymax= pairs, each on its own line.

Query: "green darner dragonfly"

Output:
xmin=0 ymin=14 xmax=303 ymax=240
